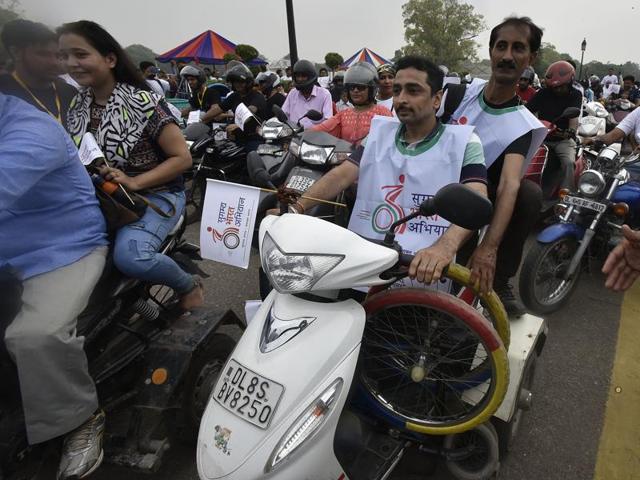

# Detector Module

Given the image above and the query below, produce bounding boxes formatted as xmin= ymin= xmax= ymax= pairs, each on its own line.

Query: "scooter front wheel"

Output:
xmin=519 ymin=237 xmax=581 ymax=315
xmin=360 ymin=289 xmax=509 ymax=436
xmin=444 ymin=421 xmax=500 ymax=480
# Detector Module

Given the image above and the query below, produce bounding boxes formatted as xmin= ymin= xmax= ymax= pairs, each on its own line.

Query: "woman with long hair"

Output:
xmin=58 ymin=21 xmax=204 ymax=311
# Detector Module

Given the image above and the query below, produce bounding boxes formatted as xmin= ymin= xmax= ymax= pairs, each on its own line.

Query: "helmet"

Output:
xmin=344 ymin=62 xmax=378 ymax=104
xmin=520 ymin=67 xmax=535 ymax=82
xmin=292 ymin=59 xmax=318 ymax=90
xmin=257 ymin=71 xmax=280 ymax=89
xmin=344 ymin=62 xmax=378 ymax=87
xmin=333 ymin=71 xmax=345 ymax=83
xmin=589 ymin=75 xmax=601 ymax=84
xmin=377 ymin=63 xmax=396 ymax=78
xmin=180 ymin=65 xmax=206 ymax=84
xmin=545 ymin=61 xmax=575 ymax=88
xmin=225 ymin=62 xmax=254 ymax=87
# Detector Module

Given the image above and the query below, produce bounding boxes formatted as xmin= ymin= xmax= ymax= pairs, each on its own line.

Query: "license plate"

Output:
xmin=286 ymin=175 xmax=315 ymax=192
xmin=563 ymin=195 xmax=607 ymax=213
xmin=257 ymin=145 xmax=281 ymax=155
xmin=213 ymin=359 xmax=284 ymax=429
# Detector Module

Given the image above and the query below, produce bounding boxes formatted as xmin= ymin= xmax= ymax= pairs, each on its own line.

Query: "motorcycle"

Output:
xmin=197 ymin=184 xmax=547 ymax=480
xmin=519 ymin=142 xmax=640 ymax=315
xmin=248 ymin=107 xmax=354 ymax=229
xmin=578 ymin=101 xmax=608 ymax=139
xmin=0 ymin=214 xmax=243 ymax=478
xmin=524 ymin=107 xmax=586 ymax=203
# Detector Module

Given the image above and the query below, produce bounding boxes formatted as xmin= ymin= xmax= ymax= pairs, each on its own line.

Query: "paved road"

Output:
xmin=49 ymin=222 xmax=628 ymax=480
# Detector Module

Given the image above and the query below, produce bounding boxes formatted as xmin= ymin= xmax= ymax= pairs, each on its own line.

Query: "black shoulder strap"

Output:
xmin=440 ymin=83 xmax=467 ymax=124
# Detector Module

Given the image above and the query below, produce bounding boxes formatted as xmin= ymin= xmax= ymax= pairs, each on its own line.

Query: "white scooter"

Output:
xmin=197 ymin=185 xmax=547 ymax=480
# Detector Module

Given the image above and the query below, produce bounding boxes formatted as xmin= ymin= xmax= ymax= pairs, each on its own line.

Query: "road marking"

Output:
xmin=594 ymin=282 xmax=640 ymax=480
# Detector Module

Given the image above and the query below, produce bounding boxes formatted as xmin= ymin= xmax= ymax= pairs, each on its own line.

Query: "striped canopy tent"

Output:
xmin=341 ymin=48 xmax=391 ymax=68
xmin=156 ymin=30 xmax=267 ymax=65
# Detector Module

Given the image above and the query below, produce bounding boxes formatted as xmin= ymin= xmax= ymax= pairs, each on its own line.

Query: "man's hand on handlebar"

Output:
xmin=409 ymin=241 xmax=456 ymax=285
xmin=468 ymin=244 xmax=497 ymax=295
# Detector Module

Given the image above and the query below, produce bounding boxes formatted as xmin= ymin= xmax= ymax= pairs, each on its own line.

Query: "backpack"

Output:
xmin=440 ymin=83 xmax=467 ymax=124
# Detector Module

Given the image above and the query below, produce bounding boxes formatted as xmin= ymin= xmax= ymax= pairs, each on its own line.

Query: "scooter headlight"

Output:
xmin=300 ymin=142 xmax=334 ymax=165
xmin=578 ymin=169 xmax=606 ymax=197
xmin=265 ymin=378 xmax=343 ymax=473
xmin=289 ymin=139 xmax=301 ymax=157
xmin=259 ymin=118 xmax=293 ymax=140
xmin=261 ymin=233 xmax=344 ymax=293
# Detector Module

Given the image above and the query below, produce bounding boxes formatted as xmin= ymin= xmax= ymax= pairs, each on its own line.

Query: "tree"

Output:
xmin=235 ymin=44 xmax=259 ymax=63
xmin=223 ymin=53 xmax=240 ymax=64
xmin=533 ymin=42 xmax=575 ymax=78
xmin=401 ymin=0 xmax=485 ymax=70
xmin=124 ymin=44 xmax=158 ymax=68
xmin=324 ymin=52 xmax=344 ymax=73
xmin=0 ymin=2 xmax=20 ymax=67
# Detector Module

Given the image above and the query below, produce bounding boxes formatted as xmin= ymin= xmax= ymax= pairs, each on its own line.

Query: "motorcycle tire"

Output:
xmin=519 ymin=237 xmax=582 ymax=316
xmin=492 ymin=352 xmax=538 ymax=457
xmin=179 ymin=333 xmax=236 ymax=444
xmin=361 ymin=288 xmax=509 ymax=436
xmin=444 ymin=421 xmax=500 ymax=480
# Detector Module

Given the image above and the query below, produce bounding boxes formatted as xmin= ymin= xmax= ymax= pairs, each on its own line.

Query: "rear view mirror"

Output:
xmin=420 ymin=184 xmax=493 ymax=231
xmin=305 ymin=110 xmax=323 ymax=122
xmin=561 ymin=107 xmax=581 ymax=119
xmin=272 ymin=105 xmax=288 ymax=123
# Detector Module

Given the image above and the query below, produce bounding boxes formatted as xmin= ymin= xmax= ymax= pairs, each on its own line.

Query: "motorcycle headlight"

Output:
xmin=578 ymin=169 xmax=606 ymax=197
xmin=289 ymin=139 xmax=301 ymax=157
xmin=261 ymin=232 xmax=344 ymax=293
xmin=259 ymin=119 xmax=288 ymax=140
xmin=265 ymin=378 xmax=343 ymax=473
xmin=299 ymin=142 xmax=334 ymax=165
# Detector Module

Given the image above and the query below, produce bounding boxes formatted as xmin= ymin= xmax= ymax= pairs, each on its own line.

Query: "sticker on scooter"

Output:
xmin=213 ymin=425 xmax=232 ymax=455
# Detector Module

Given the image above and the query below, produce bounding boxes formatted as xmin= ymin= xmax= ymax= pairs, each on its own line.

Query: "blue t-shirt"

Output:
xmin=0 ymin=94 xmax=108 ymax=279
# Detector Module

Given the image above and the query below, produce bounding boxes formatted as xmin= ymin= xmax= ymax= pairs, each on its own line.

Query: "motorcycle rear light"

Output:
xmin=612 ymin=202 xmax=629 ymax=218
xmin=265 ymin=378 xmax=343 ymax=473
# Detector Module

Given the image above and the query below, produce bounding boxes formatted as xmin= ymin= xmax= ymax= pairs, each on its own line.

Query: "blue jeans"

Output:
xmin=112 ymin=190 xmax=194 ymax=293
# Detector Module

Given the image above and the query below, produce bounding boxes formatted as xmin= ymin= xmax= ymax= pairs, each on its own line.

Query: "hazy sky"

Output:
xmin=17 ymin=0 xmax=640 ymax=65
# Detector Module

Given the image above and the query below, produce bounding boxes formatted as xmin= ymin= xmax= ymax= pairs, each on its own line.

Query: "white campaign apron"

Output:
xmin=450 ymin=79 xmax=547 ymax=172
xmin=348 ymin=116 xmax=474 ymax=290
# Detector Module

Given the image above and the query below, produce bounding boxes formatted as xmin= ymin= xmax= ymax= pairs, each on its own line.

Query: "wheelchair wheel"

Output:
xmin=360 ymin=288 xmax=509 ymax=436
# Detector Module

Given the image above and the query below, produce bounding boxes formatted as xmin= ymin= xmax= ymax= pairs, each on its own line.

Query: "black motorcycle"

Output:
xmin=0 ymin=216 xmax=243 ymax=478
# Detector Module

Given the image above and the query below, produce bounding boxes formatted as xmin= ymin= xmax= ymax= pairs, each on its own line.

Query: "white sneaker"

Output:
xmin=57 ymin=410 xmax=105 ymax=479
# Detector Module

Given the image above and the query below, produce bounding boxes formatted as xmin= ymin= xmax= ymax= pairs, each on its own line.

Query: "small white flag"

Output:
xmin=78 ymin=132 xmax=104 ymax=165
xmin=234 ymin=102 xmax=259 ymax=131
xmin=199 ymin=179 xmax=261 ymax=269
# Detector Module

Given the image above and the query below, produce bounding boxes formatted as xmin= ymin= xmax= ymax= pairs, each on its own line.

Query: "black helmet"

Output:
xmin=257 ymin=71 xmax=280 ymax=89
xmin=293 ymin=59 xmax=318 ymax=90
xmin=344 ymin=62 xmax=378 ymax=103
xmin=180 ymin=65 xmax=206 ymax=85
xmin=225 ymin=62 xmax=254 ymax=88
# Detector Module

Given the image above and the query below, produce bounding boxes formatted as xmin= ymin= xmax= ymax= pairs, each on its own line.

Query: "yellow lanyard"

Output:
xmin=12 ymin=72 xmax=62 ymax=123
xmin=197 ymin=87 xmax=206 ymax=110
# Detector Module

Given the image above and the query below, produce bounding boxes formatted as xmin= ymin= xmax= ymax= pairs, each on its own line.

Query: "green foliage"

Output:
xmin=401 ymin=0 xmax=485 ymax=70
xmin=0 ymin=3 xmax=20 ymax=67
xmin=223 ymin=52 xmax=240 ymax=64
xmin=582 ymin=61 xmax=640 ymax=81
xmin=124 ymin=44 xmax=158 ymax=69
xmin=235 ymin=44 xmax=259 ymax=62
xmin=324 ymin=52 xmax=344 ymax=71
xmin=533 ymin=42 xmax=575 ymax=77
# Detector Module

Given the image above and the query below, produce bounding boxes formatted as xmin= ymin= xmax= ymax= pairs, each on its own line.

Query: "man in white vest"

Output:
xmin=288 ymin=55 xmax=488 ymax=287
xmin=443 ymin=17 xmax=547 ymax=316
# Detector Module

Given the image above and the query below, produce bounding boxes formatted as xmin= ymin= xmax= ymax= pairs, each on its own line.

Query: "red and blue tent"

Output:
xmin=341 ymin=48 xmax=391 ymax=68
xmin=156 ymin=30 xmax=266 ymax=65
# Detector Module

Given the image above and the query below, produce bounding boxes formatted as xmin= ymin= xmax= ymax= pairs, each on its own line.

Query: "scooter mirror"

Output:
xmin=305 ymin=110 xmax=323 ymax=122
xmin=561 ymin=107 xmax=581 ymax=119
xmin=272 ymin=105 xmax=288 ymax=123
xmin=247 ymin=152 xmax=276 ymax=189
xmin=423 ymin=184 xmax=493 ymax=231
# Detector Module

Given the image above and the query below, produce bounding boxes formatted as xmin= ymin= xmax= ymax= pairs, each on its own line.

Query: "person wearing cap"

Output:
xmin=282 ymin=59 xmax=333 ymax=128
xmin=376 ymin=63 xmax=396 ymax=112
xmin=516 ymin=67 xmax=537 ymax=103
xmin=0 ymin=19 xmax=77 ymax=129
xmin=310 ymin=62 xmax=392 ymax=145
xmin=140 ymin=61 xmax=169 ymax=97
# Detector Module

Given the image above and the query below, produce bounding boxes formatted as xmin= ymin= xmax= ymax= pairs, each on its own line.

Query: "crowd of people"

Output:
xmin=1 ymin=13 xmax=640 ymax=480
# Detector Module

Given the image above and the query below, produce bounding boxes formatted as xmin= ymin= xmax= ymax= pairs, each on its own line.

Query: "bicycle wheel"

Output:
xmin=360 ymin=288 xmax=509 ymax=436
